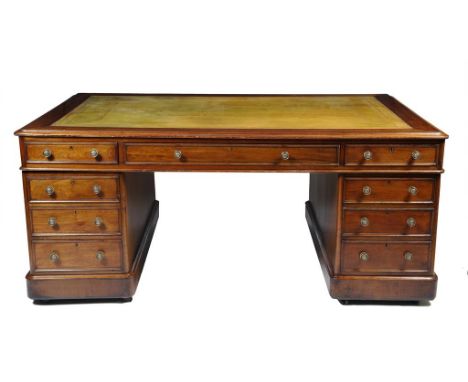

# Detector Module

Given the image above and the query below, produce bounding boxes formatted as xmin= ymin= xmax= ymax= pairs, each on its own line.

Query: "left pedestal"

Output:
xmin=22 ymin=172 xmax=157 ymax=302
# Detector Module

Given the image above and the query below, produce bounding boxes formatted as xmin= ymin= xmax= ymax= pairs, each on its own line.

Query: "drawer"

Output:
xmin=27 ymin=175 xmax=119 ymax=202
xmin=124 ymin=143 xmax=339 ymax=166
xmin=341 ymin=241 xmax=431 ymax=274
xmin=32 ymin=239 xmax=122 ymax=272
xmin=342 ymin=209 xmax=433 ymax=236
xmin=25 ymin=142 xmax=117 ymax=164
xmin=344 ymin=144 xmax=437 ymax=166
xmin=31 ymin=207 xmax=121 ymax=235
xmin=344 ymin=178 xmax=435 ymax=204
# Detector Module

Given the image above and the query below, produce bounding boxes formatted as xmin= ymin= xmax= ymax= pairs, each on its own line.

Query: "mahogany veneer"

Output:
xmin=15 ymin=94 xmax=447 ymax=303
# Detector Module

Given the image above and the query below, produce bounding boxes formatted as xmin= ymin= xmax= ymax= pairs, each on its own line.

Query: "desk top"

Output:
xmin=15 ymin=94 xmax=447 ymax=140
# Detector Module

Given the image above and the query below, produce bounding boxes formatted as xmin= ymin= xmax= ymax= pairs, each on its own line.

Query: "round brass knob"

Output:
xmin=90 ymin=148 xmax=99 ymax=159
xmin=362 ymin=186 xmax=372 ymax=196
xmin=93 ymin=184 xmax=102 ymax=195
xmin=96 ymin=250 xmax=105 ymax=261
xmin=281 ymin=151 xmax=289 ymax=160
xmin=45 ymin=185 xmax=55 ymax=196
xmin=406 ymin=217 xmax=416 ymax=228
xmin=411 ymin=150 xmax=420 ymax=160
xmin=49 ymin=251 xmax=60 ymax=263
xmin=94 ymin=217 xmax=104 ymax=227
xmin=408 ymin=185 xmax=418 ymax=196
xmin=359 ymin=251 xmax=369 ymax=261
xmin=360 ymin=217 xmax=369 ymax=227
xmin=404 ymin=251 xmax=413 ymax=261
xmin=174 ymin=150 xmax=183 ymax=160
xmin=42 ymin=148 xmax=53 ymax=159
xmin=48 ymin=216 xmax=57 ymax=227
xmin=363 ymin=150 xmax=373 ymax=160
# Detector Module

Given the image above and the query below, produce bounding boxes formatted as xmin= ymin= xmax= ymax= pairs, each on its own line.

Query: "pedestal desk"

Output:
xmin=15 ymin=94 xmax=447 ymax=303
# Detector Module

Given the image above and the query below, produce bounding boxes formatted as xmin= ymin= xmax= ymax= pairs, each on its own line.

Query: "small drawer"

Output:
xmin=344 ymin=144 xmax=437 ymax=166
xmin=25 ymin=142 xmax=117 ymax=164
xmin=124 ymin=143 xmax=339 ymax=166
xmin=32 ymin=239 xmax=122 ymax=272
xmin=27 ymin=174 xmax=119 ymax=202
xmin=341 ymin=241 xmax=431 ymax=274
xmin=31 ymin=207 xmax=121 ymax=235
xmin=342 ymin=209 xmax=433 ymax=236
xmin=344 ymin=178 xmax=435 ymax=204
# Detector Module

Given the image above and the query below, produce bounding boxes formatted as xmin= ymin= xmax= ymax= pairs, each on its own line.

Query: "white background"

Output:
xmin=0 ymin=1 xmax=467 ymax=381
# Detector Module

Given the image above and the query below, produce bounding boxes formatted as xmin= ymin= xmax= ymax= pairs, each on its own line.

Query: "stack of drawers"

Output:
xmin=25 ymin=173 xmax=124 ymax=274
xmin=341 ymin=176 xmax=437 ymax=275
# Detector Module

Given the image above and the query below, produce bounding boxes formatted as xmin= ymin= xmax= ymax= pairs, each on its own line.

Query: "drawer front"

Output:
xmin=344 ymin=144 xmax=437 ymax=166
xmin=32 ymin=239 xmax=122 ymax=272
xmin=341 ymin=241 xmax=431 ymax=274
xmin=342 ymin=209 xmax=433 ymax=236
xmin=124 ymin=144 xmax=339 ymax=166
xmin=26 ymin=142 xmax=117 ymax=164
xmin=344 ymin=178 xmax=435 ymax=204
xmin=31 ymin=207 xmax=121 ymax=235
xmin=28 ymin=175 xmax=119 ymax=202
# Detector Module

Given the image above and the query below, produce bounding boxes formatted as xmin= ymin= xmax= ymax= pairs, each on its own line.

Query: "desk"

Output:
xmin=15 ymin=94 xmax=447 ymax=303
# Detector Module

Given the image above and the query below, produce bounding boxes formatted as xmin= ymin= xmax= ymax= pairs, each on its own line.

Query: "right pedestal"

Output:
xmin=307 ymin=173 xmax=440 ymax=302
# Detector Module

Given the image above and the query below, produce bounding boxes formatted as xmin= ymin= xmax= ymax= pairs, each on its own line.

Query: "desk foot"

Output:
xmin=26 ymin=201 xmax=159 ymax=303
xmin=33 ymin=297 xmax=133 ymax=305
xmin=305 ymin=201 xmax=437 ymax=302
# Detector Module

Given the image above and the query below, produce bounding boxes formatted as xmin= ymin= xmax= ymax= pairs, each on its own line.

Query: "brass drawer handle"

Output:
xmin=363 ymin=150 xmax=373 ymax=160
xmin=96 ymin=250 xmax=105 ymax=261
xmin=42 ymin=148 xmax=53 ymax=159
xmin=360 ymin=217 xmax=369 ymax=227
xmin=411 ymin=150 xmax=420 ymax=160
xmin=174 ymin=150 xmax=183 ymax=160
xmin=281 ymin=151 xmax=289 ymax=160
xmin=45 ymin=185 xmax=55 ymax=196
xmin=359 ymin=251 xmax=369 ymax=261
xmin=362 ymin=185 xmax=372 ymax=196
xmin=408 ymin=185 xmax=418 ymax=195
xmin=49 ymin=251 xmax=60 ymax=263
xmin=404 ymin=251 xmax=413 ymax=261
xmin=48 ymin=216 xmax=57 ymax=227
xmin=406 ymin=217 xmax=416 ymax=228
xmin=94 ymin=217 xmax=104 ymax=227
xmin=90 ymin=148 xmax=100 ymax=159
xmin=93 ymin=184 xmax=102 ymax=195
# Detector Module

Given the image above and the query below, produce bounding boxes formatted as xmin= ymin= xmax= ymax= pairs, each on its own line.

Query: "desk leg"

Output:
xmin=25 ymin=172 xmax=158 ymax=303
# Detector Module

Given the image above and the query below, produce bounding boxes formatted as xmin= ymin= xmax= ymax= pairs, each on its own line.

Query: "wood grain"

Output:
xmin=32 ymin=239 xmax=123 ymax=272
xmin=343 ymin=177 xmax=435 ymax=204
xmin=342 ymin=208 xmax=433 ymax=236
xmin=27 ymin=174 xmax=119 ymax=202
xmin=341 ymin=241 xmax=431 ymax=274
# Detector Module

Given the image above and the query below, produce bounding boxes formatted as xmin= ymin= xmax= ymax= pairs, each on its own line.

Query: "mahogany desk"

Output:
xmin=15 ymin=94 xmax=447 ymax=303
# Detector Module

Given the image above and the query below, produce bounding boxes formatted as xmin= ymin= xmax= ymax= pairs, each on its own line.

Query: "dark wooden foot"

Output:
xmin=33 ymin=297 xmax=133 ymax=305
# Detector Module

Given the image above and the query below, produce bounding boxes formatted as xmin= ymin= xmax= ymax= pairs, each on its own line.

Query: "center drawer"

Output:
xmin=124 ymin=143 xmax=339 ymax=166
xmin=32 ymin=239 xmax=123 ymax=272
xmin=342 ymin=209 xmax=433 ymax=236
xmin=31 ymin=207 xmax=121 ymax=235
